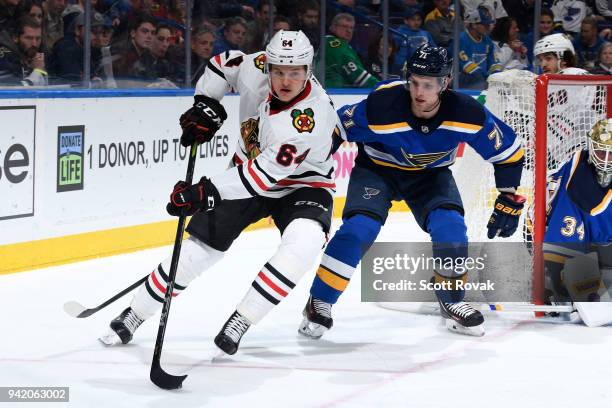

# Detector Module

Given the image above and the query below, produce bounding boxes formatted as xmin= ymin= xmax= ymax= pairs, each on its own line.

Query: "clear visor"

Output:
xmin=407 ymin=75 xmax=446 ymax=93
xmin=589 ymin=138 xmax=612 ymax=173
xmin=268 ymin=66 xmax=309 ymax=81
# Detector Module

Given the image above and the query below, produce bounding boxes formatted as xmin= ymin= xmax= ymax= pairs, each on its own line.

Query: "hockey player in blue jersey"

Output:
xmin=298 ymin=44 xmax=526 ymax=338
xmin=543 ymin=118 xmax=612 ymax=326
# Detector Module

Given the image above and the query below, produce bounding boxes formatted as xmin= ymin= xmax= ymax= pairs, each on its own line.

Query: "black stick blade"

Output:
xmin=150 ymin=359 xmax=187 ymax=390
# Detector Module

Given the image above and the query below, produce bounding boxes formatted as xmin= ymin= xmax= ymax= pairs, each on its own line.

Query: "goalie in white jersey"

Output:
xmin=99 ymin=31 xmax=339 ymax=355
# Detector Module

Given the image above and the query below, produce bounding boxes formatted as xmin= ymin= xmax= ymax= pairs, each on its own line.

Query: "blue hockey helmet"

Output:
xmin=405 ymin=44 xmax=453 ymax=79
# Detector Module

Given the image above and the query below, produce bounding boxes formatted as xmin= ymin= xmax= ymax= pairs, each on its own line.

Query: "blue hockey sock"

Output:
xmin=310 ymin=214 xmax=382 ymax=304
xmin=427 ymin=208 xmax=468 ymax=303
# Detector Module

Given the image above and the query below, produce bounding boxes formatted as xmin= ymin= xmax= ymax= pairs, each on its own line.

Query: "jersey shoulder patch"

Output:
xmin=329 ymin=38 xmax=342 ymax=48
xmin=253 ymin=52 xmax=266 ymax=73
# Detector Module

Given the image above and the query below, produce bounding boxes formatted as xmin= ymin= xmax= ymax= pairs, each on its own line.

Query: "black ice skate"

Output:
xmin=214 ymin=311 xmax=251 ymax=355
xmin=437 ymin=299 xmax=485 ymax=337
xmin=298 ymin=296 xmax=333 ymax=339
xmin=99 ymin=307 xmax=145 ymax=346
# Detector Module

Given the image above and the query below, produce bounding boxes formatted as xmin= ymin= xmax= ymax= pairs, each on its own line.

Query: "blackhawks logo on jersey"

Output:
xmin=240 ymin=118 xmax=261 ymax=158
xmin=291 ymin=108 xmax=315 ymax=133
xmin=254 ymin=53 xmax=266 ymax=73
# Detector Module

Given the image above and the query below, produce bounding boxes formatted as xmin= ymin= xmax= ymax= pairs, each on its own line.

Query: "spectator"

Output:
xmin=459 ymin=5 xmax=502 ymax=90
xmin=111 ymin=13 xmax=157 ymax=82
xmin=15 ymin=0 xmax=44 ymax=26
xmin=551 ymin=0 xmax=587 ymax=37
xmin=212 ymin=17 xmax=247 ymax=54
xmin=131 ymin=0 xmax=183 ymax=23
xmin=0 ymin=0 xmax=21 ymax=35
xmin=573 ymin=16 xmax=606 ymax=70
xmin=188 ymin=26 xmax=215 ymax=85
xmin=502 ymin=0 xmax=535 ymax=33
xmin=43 ymin=0 xmax=67 ymax=49
xmin=362 ymin=33 xmax=401 ymax=81
xmin=244 ymin=2 xmax=274 ymax=54
xmin=523 ymin=8 xmax=559 ymax=65
xmin=0 ymin=17 xmax=47 ymax=86
xmin=595 ymin=0 xmax=612 ymax=20
xmin=294 ymin=0 xmax=320 ymax=51
xmin=150 ymin=23 xmax=175 ymax=82
xmin=462 ymin=0 xmax=508 ymax=20
xmin=273 ymin=15 xmax=291 ymax=34
xmin=424 ymin=0 xmax=455 ymax=48
xmin=193 ymin=1 xmax=254 ymax=24
xmin=589 ymin=41 xmax=612 ymax=74
xmin=394 ymin=7 xmax=436 ymax=70
xmin=48 ymin=11 xmax=113 ymax=85
xmin=317 ymin=13 xmax=377 ymax=88
xmin=490 ymin=16 xmax=529 ymax=70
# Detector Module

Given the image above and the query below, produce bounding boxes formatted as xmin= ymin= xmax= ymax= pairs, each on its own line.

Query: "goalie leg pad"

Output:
xmin=237 ymin=218 xmax=325 ymax=325
xmin=130 ymin=236 xmax=225 ymax=319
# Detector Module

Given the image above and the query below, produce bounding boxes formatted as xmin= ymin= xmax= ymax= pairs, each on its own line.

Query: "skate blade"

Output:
xmin=445 ymin=319 xmax=485 ymax=337
xmin=98 ymin=330 xmax=123 ymax=346
xmin=298 ymin=317 xmax=328 ymax=339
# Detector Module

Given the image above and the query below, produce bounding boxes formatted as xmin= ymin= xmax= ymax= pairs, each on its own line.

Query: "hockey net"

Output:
xmin=379 ymin=70 xmax=612 ymax=314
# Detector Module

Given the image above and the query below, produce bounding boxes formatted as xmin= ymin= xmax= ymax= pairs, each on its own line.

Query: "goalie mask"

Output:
xmin=265 ymin=30 xmax=314 ymax=95
xmin=587 ymin=118 xmax=612 ymax=188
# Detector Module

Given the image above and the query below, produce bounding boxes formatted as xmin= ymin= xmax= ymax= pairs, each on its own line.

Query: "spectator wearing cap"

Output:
xmin=111 ymin=13 xmax=157 ymax=82
xmin=459 ymin=5 xmax=502 ymax=90
xmin=48 ymin=11 xmax=112 ymax=84
xmin=424 ymin=0 xmax=455 ymax=48
xmin=43 ymin=0 xmax=67 ymax=50
xmin=394 ymin=7 xmax=436 ymax=70
xmin=0 ymin=16 xmax=47 ymax=86
xmin=572 ymin=17 xmax=606 ymax=70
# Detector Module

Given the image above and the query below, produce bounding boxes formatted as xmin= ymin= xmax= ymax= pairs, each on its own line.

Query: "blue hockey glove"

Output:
xmin=487 ymin=193 xmax=526 ymax=239
xmin=166 ymin=177 xmax=220 ymax=216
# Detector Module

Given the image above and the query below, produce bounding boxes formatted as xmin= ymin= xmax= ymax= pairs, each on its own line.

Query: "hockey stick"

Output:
xmin=63 ymin=275 xmax=148 ymax=318
xmin=150 ymin=143 xmax=198 ymax=390
xmin=377 ymin=302 xmax=575 ymax=315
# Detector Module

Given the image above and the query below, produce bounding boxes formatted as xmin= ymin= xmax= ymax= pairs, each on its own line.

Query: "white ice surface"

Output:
xmin=1 ymin=213 xmax=611 ymax=407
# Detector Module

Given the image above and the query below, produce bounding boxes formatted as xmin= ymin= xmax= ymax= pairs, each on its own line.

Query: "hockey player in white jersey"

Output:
xmin=99 ymin=30 xmax=339 ymax=355
xmin=533 ymin=33 xmax=599 ymax=169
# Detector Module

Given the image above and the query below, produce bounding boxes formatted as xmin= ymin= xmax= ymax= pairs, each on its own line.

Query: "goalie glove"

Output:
xmin=166 ymin=177 xmax=220 ymax=216
xmin=487 ymin=193 xmax=526 ymax=239
xmin=179 ymin=95 xmax=228 ymax=147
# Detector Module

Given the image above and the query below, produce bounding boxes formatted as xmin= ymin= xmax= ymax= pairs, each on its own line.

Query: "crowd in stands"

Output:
xmin=0 ymin=0 xmax=611 ymax=89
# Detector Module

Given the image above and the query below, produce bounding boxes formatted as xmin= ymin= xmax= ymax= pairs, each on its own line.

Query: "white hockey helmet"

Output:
xmin=265 ymin=30 xmax=314 ymax=77
xmin=534 ymin=33 xmax=575 ymax=59
xmin=587 ymin=118 xmax=612 ymax=187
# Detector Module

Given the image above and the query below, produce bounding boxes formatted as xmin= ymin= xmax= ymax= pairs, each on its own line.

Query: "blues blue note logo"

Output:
xmin=57 ymin=125 xmax=84 ymax=192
